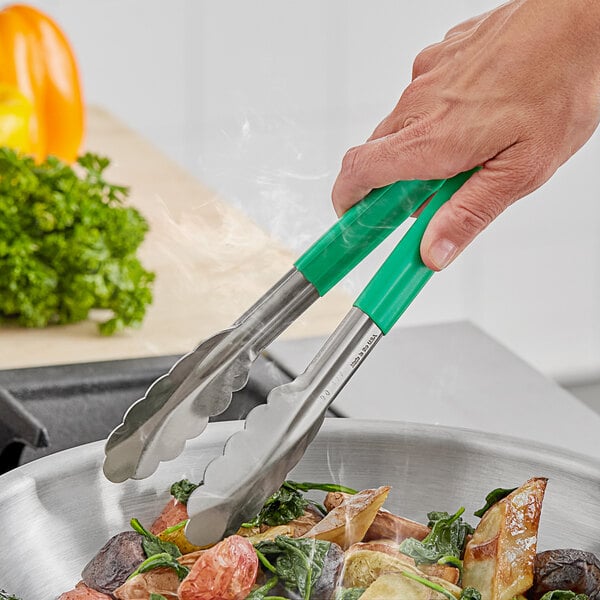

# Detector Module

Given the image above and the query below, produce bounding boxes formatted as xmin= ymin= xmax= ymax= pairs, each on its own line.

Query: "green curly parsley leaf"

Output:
xmin=0 ymin=147 xmax=154 ymax=334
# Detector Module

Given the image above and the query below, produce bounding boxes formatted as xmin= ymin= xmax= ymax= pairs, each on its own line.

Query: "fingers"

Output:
xmin=332 ymin=113 xmax=480 ymax=216
xmin=419 ymin=145 xmax=543 ymax=270
xmin=332 ymin=129 xmax=445 ymax=216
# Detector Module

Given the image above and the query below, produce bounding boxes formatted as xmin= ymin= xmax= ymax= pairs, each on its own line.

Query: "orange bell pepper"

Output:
xmin=0 ymin=3 xmax=84 ymax=163
xmin=0 ymin=83 xmax=33 ymax=152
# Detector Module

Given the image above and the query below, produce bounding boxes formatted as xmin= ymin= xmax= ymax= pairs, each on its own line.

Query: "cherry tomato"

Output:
xmin=178 ymin=535 xmax=259 ymax=600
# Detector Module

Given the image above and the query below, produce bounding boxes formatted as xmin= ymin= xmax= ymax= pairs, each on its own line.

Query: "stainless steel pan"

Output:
xmin=1 ymin=419 xmax=599 ymax=599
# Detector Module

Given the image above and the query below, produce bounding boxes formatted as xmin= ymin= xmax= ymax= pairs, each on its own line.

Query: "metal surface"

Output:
xmin=1 ymin=419 xmax=599 ymax=599
xmin=103 ymin=268 xmax=318 ymax=483
xmin=269 ymin=321 xmax=600 ymax=461
xmin=0 ymin=353 xmax=292 ymax=473
xmin=186 ymin=307 xmax=382 ymax=545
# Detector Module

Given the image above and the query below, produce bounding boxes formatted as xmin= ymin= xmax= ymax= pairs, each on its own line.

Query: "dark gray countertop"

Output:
xmin=269 ymin=321 xmax=600 ymax=460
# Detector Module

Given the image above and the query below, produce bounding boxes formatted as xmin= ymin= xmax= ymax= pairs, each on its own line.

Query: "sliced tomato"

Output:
xmin=178 ymin=535 xmax=259 ymax=600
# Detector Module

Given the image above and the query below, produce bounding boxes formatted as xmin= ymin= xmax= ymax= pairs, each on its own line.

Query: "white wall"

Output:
xmin=9 ymin=0 xmax=600 ymax=381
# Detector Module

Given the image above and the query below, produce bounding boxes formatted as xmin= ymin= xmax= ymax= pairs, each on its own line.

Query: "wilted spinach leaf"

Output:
xmin=130 ymin=517 xmax=181 ymax=559
xmin=150 ymin=595 xmax=169 ymax=600
xmin=401 ymin=570 xmax=456 ymax=600
xmin=402 ymin=572 xmax=481 ymax=600
xmin=334 ymin=587 xmax=366 ymax=600
xmin=0 ymin=591 xmax=22 ymax=600
xmin=539 ymin=592 xmax=589 ymax=600
xmin=256 ymin=535 xmax=331 ymax=600
xmin=461 ymin=587 xmax=483 ymax=600
xmin=244 ymin=480 xmax=358 ymax=529
xmin=170 ymin=478 xmax=201 ymax=505
xmin=399 ymin=507 xmax=474 ymax=564
xmin=245 ymin=576 xmax=280 ymax=600
xmin=288 ymin=481 xmax=358 ymax=495
xmin=243 ymin=482 xmax=309 ymax=528
xmin=474 ymin=487 xmax=517 ymax=518
xmin=128 ymin=552 xmax=189 ymax=581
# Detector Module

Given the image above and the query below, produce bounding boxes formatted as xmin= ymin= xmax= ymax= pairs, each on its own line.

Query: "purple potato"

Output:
xmin=531 ymin=549 xmax=600 ymax=600
xmin=81 ymin=531 xmax=145 ymax=596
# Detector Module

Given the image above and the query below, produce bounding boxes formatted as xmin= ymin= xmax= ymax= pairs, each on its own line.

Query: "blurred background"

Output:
xmin=2 ymin=0 xmax=599 ymax=407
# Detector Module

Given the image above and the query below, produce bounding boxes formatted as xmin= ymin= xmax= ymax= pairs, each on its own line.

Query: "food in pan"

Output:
xmin=46 ymin=476 xmax=599 ymax=600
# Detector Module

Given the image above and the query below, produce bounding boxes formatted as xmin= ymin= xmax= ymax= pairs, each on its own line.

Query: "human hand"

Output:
xmin=332 ymin=0 xmax=600 ymax=270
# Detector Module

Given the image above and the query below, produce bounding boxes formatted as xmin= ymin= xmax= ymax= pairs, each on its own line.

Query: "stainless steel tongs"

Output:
xmin=104 ymin=171 xmax=474 ymax=545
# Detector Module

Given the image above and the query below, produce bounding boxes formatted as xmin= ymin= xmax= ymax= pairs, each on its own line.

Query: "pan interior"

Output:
xmin=1 ymin=419 xmax=599 ymax=599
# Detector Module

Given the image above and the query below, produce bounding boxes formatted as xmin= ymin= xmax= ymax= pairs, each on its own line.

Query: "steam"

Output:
xmin=193 ymin=110 xmax=336 ymax=256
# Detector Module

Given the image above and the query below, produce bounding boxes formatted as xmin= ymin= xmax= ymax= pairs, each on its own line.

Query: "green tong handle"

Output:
xmin=355 ymin=170 xmax=475 ymax=334
xmin=294 ymin=178 xmax=446 ymax=295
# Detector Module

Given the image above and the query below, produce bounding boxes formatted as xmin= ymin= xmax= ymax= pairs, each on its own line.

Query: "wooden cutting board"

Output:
xmin=0 ymin=107 xmax=349 ymax=369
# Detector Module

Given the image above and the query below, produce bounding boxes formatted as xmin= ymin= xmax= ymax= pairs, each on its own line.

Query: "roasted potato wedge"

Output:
xmin=245 ymin=524 xmax=295 ymax=544
xmin=158 ymin=521 xmax=204 ymax=555
xmin=420 ymin=563 xmax=461 ymax=585
xmin=113 ymin=567 xmax=179 ymax=599
xmin=288 ymin=505 xmax=323 ymax=537
xmin=237 ymin=507 xmax=321 ymax=540
xmin=462 ymin=477 xmax=547 ymax=600
xmin=343 ymin=548 xmax=416 ymax=587
xmin=347 ymin=540 xmax=411 ymax=558
xmin=342 ymin=548 xmax=462 ymax=595
xmin=304 ymin=487 xmax=390 ymax=550
xmin=360 ymin=573 xmax=457 ymax=600
xmin=345 ymin=541 xmax=459 ymax=585
xmin=325 ymin=491 xmax=430 ymax=542
xmin=365 ymin=509 xmax=430 ymax=543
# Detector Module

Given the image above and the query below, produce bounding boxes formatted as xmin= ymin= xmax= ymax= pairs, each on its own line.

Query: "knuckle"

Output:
xmin=412 ymin=45 xmax=439 ymax=76
xmin=370 ymin=115 xmax=397 ymax=140
xmin=412 ymin=54 xmax=429 ymax=78
xmin=402 ymin=114 xmax=434 ymax=137
xmin=340 ymin=146 xmax=363 ymax=182
xmin=402 ymin=126 xmax=466 ymax=179
xmin=450 ymin=198 xmax=501 ymax=236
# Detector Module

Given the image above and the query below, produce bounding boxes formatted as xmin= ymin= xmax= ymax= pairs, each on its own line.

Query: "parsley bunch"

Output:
xmin=0 ymin=148 xmax=154 ymax=335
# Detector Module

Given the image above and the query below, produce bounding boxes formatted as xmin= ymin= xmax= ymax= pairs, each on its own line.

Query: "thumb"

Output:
xmin=420 ymin=157 xmax=536 ymax=270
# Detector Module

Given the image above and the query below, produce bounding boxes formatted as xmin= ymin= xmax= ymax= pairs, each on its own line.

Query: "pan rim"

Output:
xmin=1 ymin=418 xmax=599 ymax=492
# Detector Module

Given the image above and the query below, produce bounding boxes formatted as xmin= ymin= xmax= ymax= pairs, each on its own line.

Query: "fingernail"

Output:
xmin=429 ymin=239 xmax=458 ymax=270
